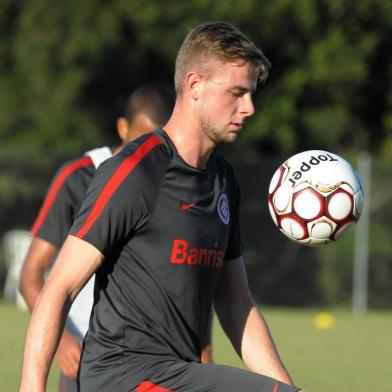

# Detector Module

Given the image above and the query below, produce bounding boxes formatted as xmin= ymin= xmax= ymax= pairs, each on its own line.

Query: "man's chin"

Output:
xmin=214 ymin=134 xmax=238 ymax=146
xmin=224 ymin=132 xmax=238 ymax=143
xmin=205 ymin=127 xmax=239 ymax=145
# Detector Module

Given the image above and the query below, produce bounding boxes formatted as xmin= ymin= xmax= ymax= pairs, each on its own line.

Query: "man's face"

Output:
xmin=196 ymin=59 xmax=258 ymax=145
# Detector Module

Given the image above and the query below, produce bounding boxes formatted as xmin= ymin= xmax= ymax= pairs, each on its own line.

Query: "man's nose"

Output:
xmin=241 ymin=94 xmax=255 ymax=117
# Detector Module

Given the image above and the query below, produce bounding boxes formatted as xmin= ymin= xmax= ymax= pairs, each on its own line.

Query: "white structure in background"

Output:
xmin=353 ymin=152 xmax=371 ymax=314
xmin=3 ymin=229 xmax=32 ymax=310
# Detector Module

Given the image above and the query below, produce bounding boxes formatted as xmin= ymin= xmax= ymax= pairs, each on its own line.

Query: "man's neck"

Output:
xmin=163 ymin=102 xmax=215 ymax=169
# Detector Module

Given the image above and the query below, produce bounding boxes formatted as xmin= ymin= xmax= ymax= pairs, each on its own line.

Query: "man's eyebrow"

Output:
xmin=232 ymin=86 xmax=257 ymax=94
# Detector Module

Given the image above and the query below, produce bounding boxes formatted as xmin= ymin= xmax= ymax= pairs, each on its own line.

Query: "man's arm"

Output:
xmin=19 ymin=236 xmax=85 ymax=380
xmin=19 ymin=235 xmax=103 ymax=392
xmin=214 ymin=256 xmax=293 ymax=385
xmin=19 ymin=237 xmax=57 ymax=310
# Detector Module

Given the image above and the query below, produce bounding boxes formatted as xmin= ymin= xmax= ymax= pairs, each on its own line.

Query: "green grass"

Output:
xmin=213 ymin=307 xmax=392 ymax=392
xmin=0 ymin=301 xmax=59 ymax=391
xmin=2 ymin=301 xmax=391 ymax=391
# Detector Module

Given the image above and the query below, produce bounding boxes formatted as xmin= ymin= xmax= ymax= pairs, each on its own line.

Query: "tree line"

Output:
xmin=1 ymin=0 xmax=391 ymax=306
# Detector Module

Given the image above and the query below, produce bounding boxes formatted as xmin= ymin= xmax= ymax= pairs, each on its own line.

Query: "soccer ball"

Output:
xmin=268 ymin=150 xmax=364 ymax=246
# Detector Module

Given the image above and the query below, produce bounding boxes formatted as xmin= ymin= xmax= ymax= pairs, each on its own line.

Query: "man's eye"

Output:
xmin=231 ymin=91 xmax=242 ymax=97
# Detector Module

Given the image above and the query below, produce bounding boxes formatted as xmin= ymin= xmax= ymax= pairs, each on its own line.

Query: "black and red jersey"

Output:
xmin=31 ymin=147 xmax=113 ymax=247
xmin=30 ymin=147 xmax=113 ymax=338
xmin=70 ymin=129 xmax=243 ymax=391
xmin=31 ymin=156 xmax=96 ymax=247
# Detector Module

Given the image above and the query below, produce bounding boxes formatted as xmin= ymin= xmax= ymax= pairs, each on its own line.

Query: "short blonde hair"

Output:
xmin=175 ymin=21 xmax=271 ymax=95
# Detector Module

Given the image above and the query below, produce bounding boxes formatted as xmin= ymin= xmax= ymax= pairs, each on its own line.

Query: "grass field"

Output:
xmin=1 ymin=300 xmax=391 ymax=391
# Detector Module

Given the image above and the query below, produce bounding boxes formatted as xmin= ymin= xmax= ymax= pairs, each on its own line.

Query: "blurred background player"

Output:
xmin=19 ymin=82 xmax=179 ymax=392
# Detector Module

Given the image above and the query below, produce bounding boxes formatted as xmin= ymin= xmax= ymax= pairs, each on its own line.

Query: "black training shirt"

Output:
xmin=31 ymin=156 xmax=95 ymax=247
xmin=70 ymin=129 xmax=243 ymax=391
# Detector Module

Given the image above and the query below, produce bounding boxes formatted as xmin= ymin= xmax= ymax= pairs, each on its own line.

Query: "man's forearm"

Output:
xmin=20 ymin=236 xmax=103 ymax=391
xmin=19 ymin=237 xmax=58 ymax=312
xmin=19 ymin=286 xmax=71 ymax=391
xmin=241 ymin=306 xmax=293 ymax=385
xmin=19 ymin=270 xmax=45 ymax=312
xmin=215 ymin=258 xmax=294 ymax=385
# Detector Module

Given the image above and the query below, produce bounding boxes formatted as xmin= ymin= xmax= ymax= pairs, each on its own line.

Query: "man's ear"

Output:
xmin=185 ymin=71 xmax=203 ymax=100
xmin=116 ymin=117 xmax=130 ymax=142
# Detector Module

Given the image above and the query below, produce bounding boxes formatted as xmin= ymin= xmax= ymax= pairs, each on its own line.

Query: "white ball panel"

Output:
xmin=328 ymin=192 xmax=352 ymax=220
xmin=334 ymin=163 xmax=361 ymax=192
xmin=280 ymin=216 xmax=306 ymax=240
xmin=354 ymin=190 xmax=364 ymax=217
xmin=294 ymin=182 xmax=311 ymax=192
xmin=311 ymin=163 xmax=338 ymax=185
xmin=353 ymin=169 xmax=363 ymax=193
xmin=309 ymin=221 xmax=333 ymax=239
xmin=293 ymin=189 xmax=323 ymax=220
xmin=274 ymin=182 xmax=293 ymax=212
xmin=338 ymin=183 xmax=354 ymax=193
xmin=286 ymin=150 xmax=340 ymax=185
xmin=307 ymin=238 xmax=331 ymax=246
xmin=268 ymin=200 xmax=278 ymax=226
xmin=269 ymin=167 xmax=283 ymax=194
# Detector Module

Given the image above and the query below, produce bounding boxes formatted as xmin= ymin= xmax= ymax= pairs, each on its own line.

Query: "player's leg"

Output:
xmin=134 ymin=361 xmax=303 ymax=392
xmin=59 ymin=372 xmax=78 ymax=392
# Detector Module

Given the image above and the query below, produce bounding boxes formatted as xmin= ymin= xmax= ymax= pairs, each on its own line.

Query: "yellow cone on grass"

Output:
xmin=313 ymin=311 xmax=335 ymax=329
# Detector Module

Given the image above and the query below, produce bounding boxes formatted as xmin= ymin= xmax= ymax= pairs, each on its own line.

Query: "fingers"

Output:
xmin=56 ymin=355 xmax=78 ymax=380
xmin=55 ymin=334 xmax=83 ymax=380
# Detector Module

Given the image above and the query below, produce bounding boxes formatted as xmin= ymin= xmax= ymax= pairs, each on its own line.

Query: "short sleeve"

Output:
xmin=70 ymin=135 xmax=163 ymax=257
xmin=31 ymin=157 xmax=93 ymax=247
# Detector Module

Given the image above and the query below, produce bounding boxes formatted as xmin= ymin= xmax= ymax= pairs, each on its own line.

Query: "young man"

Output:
xmin=19 ymin=83 xmax=175 ymax=392
xmin=20 ymin=22 xmax=306 ymax=392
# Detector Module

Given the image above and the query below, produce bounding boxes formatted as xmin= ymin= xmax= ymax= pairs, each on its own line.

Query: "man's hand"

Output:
xmin=55 ymin=330 xmax=82 ymax=380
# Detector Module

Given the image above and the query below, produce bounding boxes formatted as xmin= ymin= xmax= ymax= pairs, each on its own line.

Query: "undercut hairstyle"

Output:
xmin=175 ymin=21 xmax=271 ymax=96
xmin=124 ymin=83 xmax=175 ymax=125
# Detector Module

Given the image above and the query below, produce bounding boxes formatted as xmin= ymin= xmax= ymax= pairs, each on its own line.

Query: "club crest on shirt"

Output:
xmin=217 ymin=193 xmax=230 ymax=225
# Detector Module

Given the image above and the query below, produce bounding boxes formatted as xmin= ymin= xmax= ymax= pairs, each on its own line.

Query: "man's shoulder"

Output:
xmin=57 ymin=154 xmax=96 ymax=177
xmin=93 ymin=134 xmax=171 ymax=197
xmin=116 ymin=133 xmax=172 ymax=175
xmin=44 ymin=154 xmax=96 ymax=195
xmin=120 ymin=132 xmax=170 ymax=158
xmin=51 ymin=147 xmax=113 ymax=192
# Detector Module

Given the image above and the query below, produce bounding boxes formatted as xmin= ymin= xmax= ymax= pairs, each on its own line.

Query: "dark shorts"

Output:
xmin=133 ymin=362 xmax=301 ymax=392
xmin=59 ymin=372 xmax=78 ymax=392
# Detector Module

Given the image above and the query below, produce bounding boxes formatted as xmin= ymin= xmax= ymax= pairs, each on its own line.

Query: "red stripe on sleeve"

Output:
xmin=31 ymin=156 xmax=94 ymax=235
xmin=135 ymin=381 xmax=173 ymax=392
xmin=75 ymin=135 xmax=162 ymax=239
